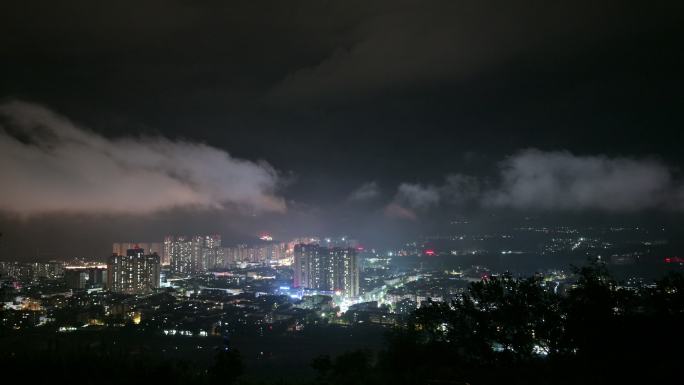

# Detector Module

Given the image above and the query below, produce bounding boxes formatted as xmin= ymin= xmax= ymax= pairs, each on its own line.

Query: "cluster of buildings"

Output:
xmin=1 ymin=236 xmax=363 ymax=303
xmin=115 ymin=236 xmax=295 ymax=274
xmin=0 ymin=261 xmax=65 ymax=283
xmin=114 ymin=236 xmax=312 ymax=276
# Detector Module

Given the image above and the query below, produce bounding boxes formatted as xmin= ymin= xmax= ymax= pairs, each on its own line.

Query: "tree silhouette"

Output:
xmin=207 ymin=348 xmax=243 ymax=385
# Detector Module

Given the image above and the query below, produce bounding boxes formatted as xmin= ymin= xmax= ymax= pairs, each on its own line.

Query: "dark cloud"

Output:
xmin=0 ymin=101 xmax=285 ymax=216
xmin=268 ymin=1 xmax=676 ymax=103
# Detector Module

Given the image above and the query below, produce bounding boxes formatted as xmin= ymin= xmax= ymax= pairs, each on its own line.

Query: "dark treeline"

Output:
xmin=1 ymin=263 xmax=682 ymax=385
xmin=312 ymin=263 xmax=683 ymax=385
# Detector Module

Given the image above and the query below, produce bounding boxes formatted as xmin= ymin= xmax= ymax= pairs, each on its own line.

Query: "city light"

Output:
xmin=0 ymin=3 xmax=681 ymax=382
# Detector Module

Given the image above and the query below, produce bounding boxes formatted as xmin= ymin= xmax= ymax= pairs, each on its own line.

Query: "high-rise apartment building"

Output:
xmin=167 ymin=235 xmax=222 ymax=275
xmin=293 ymin=244 xmax=359 ymax=297
xmin=113 ymin=242 xmax=165 ymax=264
xmin=329 ymin=247 xmax=360 ymax=297
xmin=107 ymin=247 xmax=160 ymax=294
xmin=169 ymin=236 xmax=191 ymax=275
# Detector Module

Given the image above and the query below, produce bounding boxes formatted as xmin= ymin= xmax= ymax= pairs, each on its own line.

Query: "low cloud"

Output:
xmin=348 ymin=181 xmax=380 ymax=202
xmin=384 ymin=182 xmax=440 ymax=220
xmin=440 ymin=174 xmax=482 ymax=205
xmin=395 ymin=183 xmax=440 ymax=209
xmin=485 ymin=150 xmax=676 ymax=211
xmin=0 ymin=101 xmax=286 ymax=216
xmin=384 ymin=202 xmax=417 ymax=221
xmin=387 ymin=149 xmax=683 ymax=218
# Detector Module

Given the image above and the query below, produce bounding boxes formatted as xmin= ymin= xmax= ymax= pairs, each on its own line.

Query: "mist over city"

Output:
xmin=1 ymin=1 xmax=682 ymax=384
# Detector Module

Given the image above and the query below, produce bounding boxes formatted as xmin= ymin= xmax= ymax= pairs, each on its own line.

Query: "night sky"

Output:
xmin=1 ymin=1 xmax=682 ymax=258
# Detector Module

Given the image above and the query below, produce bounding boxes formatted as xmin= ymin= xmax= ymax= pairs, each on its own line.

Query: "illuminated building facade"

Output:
xmin=32 ymin=261 xmax=65 ymax=280
xmin=293 ymin=244 xmax=359 ymax=297
xmin=113 ymin=242 xmax=164 ymax=263
xmin=201 ymin=234 xmax=222 ymax=270
xmin=168 ymin=235 xmax=222 ymax=275
xmin=329 ymin=247 xmax=360 ymax=297
xmin=168 ymin=236 xmax=191 ymax=274
xmin=107 ymin=247 xmax=160 ymax=294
